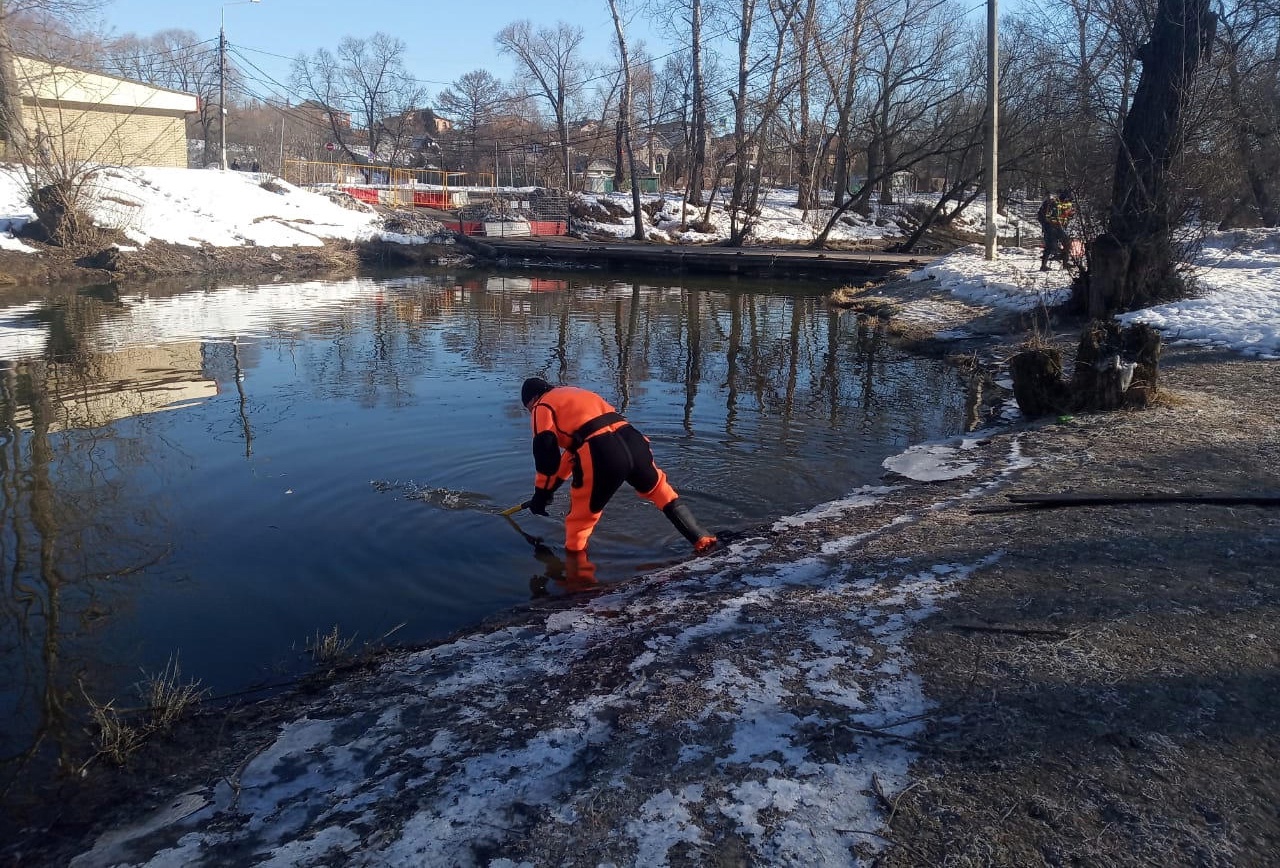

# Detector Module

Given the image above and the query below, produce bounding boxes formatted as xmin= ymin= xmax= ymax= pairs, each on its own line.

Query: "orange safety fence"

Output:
xmin=282 ymin=160 xmax=495 ymax=209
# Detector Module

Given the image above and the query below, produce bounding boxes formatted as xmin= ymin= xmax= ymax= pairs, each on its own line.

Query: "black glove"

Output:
xmin=528 ymin=487 xmax=554 ymax=516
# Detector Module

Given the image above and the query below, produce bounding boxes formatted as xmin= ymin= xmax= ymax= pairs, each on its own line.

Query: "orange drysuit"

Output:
xmin=527 ymin=386 xmax=679 ymax=551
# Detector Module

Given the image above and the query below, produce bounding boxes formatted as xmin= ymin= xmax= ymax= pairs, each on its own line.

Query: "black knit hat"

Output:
xmin=521 ymin=377 xmax=553 ymax=407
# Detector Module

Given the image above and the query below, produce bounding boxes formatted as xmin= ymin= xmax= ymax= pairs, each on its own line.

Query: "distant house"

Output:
xmin=297 ymin=99 xmax=352 ymax=132
xmin=634 ymin=127 xmax=674 ymax=177
xmin=8 ymin=55 xmax=197 ymax=168
xmin=377 ymin=108 xmax=451 ymax=165
xmin=577 ymin=158 xmax=615 ymax=193
xmin=382 ymin=108 xmax=452 ymax=139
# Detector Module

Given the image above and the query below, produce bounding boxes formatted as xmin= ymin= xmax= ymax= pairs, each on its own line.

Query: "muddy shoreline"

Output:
xmin=0 ymin=235 xmax=451 ymax=289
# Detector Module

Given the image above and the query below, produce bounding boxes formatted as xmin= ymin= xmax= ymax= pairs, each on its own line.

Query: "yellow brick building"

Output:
xmin=13 ymin=55 xmax=197 ymax=168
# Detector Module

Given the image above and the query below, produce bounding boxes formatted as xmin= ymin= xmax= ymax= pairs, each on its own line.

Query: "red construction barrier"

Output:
xmin=412 ymin=190 xmax=453 ymax=209
xmin=340 ymin=186 xmax=380 ymax=204
xmin=530 ymin=221 xmax=568 ymax=236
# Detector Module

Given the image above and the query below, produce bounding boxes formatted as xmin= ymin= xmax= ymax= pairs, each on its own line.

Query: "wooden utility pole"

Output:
xmin=984 ymin=0 xmax=999 ymax=260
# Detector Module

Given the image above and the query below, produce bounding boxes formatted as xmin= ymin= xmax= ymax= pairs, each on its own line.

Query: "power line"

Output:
xmin=99 ymin=36 xmax=221 ymax=64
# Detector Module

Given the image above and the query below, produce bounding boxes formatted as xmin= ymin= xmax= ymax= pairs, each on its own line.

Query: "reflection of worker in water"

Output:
xmin=529 ymin=548 xmax=599 ymax=597
xmin=521 ymin=377 xmax=717 ymax=555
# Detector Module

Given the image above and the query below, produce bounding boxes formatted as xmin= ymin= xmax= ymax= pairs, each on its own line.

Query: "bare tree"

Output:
xmin=291 ymin=32 xmax=427 ymax=169
xmin=1012 ymin=0 xmax=1155 ymax=201
xmin=0 ymin=0 xmax=104 ymax=152
xmin=496 ymin=20 xmax=586 ymax=189
xmin=1210 ymin=0 xmax=1280 ymax=226
xmin=102 ymin=30 xmax=221 ymax=166
xmin=607 ymin=0 xmax=646 ymax=238
xmin=645 ymin=0 xmax=717 ymax=205
xmin=810 ymin=0 xmax=974 ymax=246
xmin=790 ymin=0 xmax=820 ymax=209
xmin=436 ymin=69 xmax=507 ymax=174
xmin=723 ymin=0 xmax=803 ymax=245
xmin=813 ymin=0 xmax=869 ymax=207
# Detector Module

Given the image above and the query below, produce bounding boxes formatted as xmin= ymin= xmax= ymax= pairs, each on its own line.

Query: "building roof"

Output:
xmin=15 ymin=55 xmax=197 ymax=113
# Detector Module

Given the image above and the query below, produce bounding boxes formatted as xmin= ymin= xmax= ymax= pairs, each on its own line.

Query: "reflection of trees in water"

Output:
xmin=150 ymin=274 xmax=966 ymax=452
xmin=683 ymin=290 xmax=703 ymax=434
xmin=23 ymin=277 xmax=965 ymax=454
xmin=445 ymin=280 xmax=964 ymax=439
xmin=0 ymin=350 xmax=170 ymax=816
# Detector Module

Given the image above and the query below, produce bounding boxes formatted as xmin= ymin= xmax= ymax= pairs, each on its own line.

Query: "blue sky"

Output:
xmin=99 ymin=0 xmax=668 ymax=103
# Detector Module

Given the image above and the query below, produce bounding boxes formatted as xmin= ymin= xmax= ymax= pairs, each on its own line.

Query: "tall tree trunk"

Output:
xmin=607 ymin=0 xmax=644 ymax=239
xmin=728 ymin=0 xmax=755 ymax=244
xmin=793 ymin=0 xmax=818 ymax=210
xmin=688 ymin=0 xmax=708 ymax=207
xmin=615 ymin=116 xmax=626 ymax=188
xmin=557 ymin=97 xmax=571 ymax=190
xmin=820 ymin=0 xmax=866 ymax=208
xmin=1078 ymin=0 xmax=1216 ymax=317
xmin=856 ymin=125 xmax=881 ymax=215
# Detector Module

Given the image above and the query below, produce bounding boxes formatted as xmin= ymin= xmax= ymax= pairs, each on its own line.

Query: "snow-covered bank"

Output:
xmin=0 ymin=165 xmax=392 ymax=248
xmin=909 ymin=241 xmax=1280 ymax=359
xmin=1117 ymin=229 xmax=1280 ymax=359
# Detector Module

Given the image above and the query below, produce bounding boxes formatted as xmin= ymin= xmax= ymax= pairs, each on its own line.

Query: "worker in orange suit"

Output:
xmin=520 ymin=377 xmax=717 ymax=555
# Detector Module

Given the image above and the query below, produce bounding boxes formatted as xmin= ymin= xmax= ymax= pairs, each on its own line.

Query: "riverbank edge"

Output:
xmin=0 ymin=236 xmax=453 ymax=288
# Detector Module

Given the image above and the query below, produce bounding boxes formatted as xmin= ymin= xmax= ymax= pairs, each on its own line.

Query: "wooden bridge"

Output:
xmin=474 ymin=237 xmax=933 ymax=279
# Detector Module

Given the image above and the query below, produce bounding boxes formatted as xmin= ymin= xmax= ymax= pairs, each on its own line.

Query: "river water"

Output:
xmin=0 ymin=267 xmax=972 ymax=792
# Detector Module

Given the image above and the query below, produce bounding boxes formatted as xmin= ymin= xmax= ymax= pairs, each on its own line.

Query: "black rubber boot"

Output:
xmin=663 ymin=499 xmax=716 ymax=552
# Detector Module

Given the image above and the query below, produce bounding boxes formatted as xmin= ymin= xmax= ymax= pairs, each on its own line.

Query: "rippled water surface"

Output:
xmin=0 ymin=267 xmax=972 ymax=785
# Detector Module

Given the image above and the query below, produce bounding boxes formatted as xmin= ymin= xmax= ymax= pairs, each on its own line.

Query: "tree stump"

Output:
xmin=1009 ymin=322 xmax=1161 ymax=417
xmin=1009 ymin=346 xmax=1074 ymax=417
xmin=1071 ymin=321 xmax=1161 ymax=411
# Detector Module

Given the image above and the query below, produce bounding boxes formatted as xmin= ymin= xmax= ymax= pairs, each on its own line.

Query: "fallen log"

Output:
xmin=1005 ymin=492 xmax=1280 ymax=508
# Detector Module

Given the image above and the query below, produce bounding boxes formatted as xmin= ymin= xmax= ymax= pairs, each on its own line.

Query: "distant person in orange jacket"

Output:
xmin=521 ymin=377 xmax=718 ymax=555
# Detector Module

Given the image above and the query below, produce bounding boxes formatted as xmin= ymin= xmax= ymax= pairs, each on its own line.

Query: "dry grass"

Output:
xmin=81 ymin=656 xmax=207 ymax=767
xmin=83 ymin=692 xmax=144 ymax=767
xmin=139 ymin=656 xmax=206 ymax=732
xmin=306 ymin=624 xmax=356 ymax=665
xmin=873 ymin=351 xmax=1280 ymax=866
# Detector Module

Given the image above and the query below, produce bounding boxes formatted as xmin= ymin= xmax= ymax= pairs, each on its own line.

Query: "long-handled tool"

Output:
xmin=500 ymin=478 xmax=564 ymax=517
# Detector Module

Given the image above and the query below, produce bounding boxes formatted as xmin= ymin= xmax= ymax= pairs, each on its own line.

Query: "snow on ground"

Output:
xmin=907 ymin=243 xmax=1074 ymax=312
xmin=912 ymin=233 xmax=1280 ymax=359
xmin=1117 ymin=229 xmax=1280 ymax=359
xmin=576 ymin=187 xmax=902 ymax=246
xmin=0 ymin=165 xmax=388 ymax=248
xmin=73 ymin=465 xmax=1019 ymax=868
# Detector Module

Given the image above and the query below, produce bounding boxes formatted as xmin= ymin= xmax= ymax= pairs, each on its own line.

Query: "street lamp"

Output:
xmin=219 ymin=0 xmax=260 ymax=171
